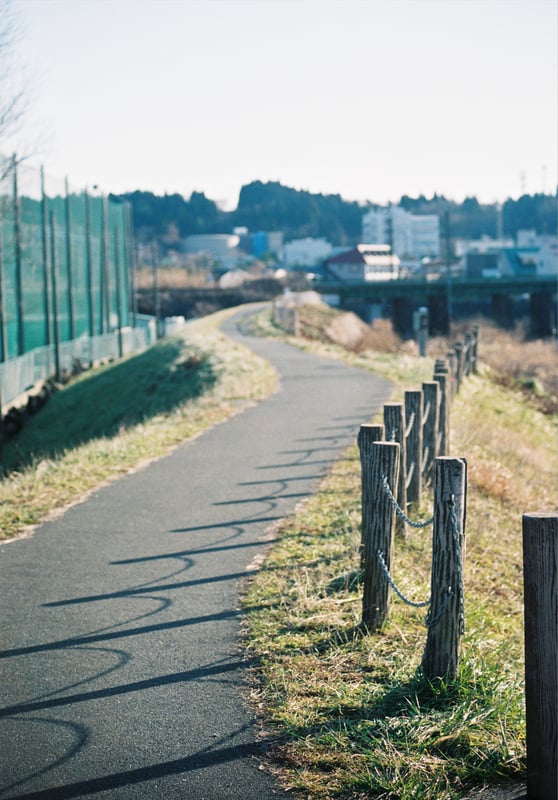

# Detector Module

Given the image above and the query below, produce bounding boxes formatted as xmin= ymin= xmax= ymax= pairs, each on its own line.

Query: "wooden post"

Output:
xmin=422 ymin=381 xmax=439 ymax=486
xmin=361 ymin=441 xmax=399 ymax=631
xmin=522 ymin=514 xmax=558 ymax=800
xmin=471 ymin=325 xmax=480 ymax=374
xmin=446 ymin=351 xmax=457 ymax=397
xmin=454 ymin=342 xmax=464 ymax=393
xmin=358 ymin=424 xmax=385 ymax=558
xmin=464 ymin=333 xmax=472 ymax=376
xmin=405 ymin=390 xmax=423 ymax=507
xmin=422 ymin=457 xmax=467 ymax=681
xmin=384 ymin=403 xmax=407 ymax=536
xmin=433 ymin=371 xmax=449 ymax=457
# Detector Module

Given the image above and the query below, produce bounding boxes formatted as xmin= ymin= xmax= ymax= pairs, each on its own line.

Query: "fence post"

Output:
xmin=471 ymin=325 xmax=480 ymax=374
xmin=421 ymin=381 xmax=439 ymax=486
xmin=454 ymin=342 xmax=464 ymax=393
xmin=464 ymin=333 xmax=472 ymax=376
xmin=361 ymin=441 xmax=399 ymax=631
xmin=522 ymin=513 xmax=558 ymax=800
xmin=405 ymin=390 xmax=423 ymax=507
xmin=358 ymin=422 xmax=385 ymax=553
xmin=12 ymin=155 xmax=25 ymax=356
xmin=48 ymin=212 xmax=61 ymax=383
xmin=422 ymin=457 xmax=467 ymax=681
xmin=433 ymin=370 xmax=449 ymax=457
xmin=446 ymin=351 xmax=457 ymax=397
xmin=40 ymin=166 xmax=52 ymax=349
xmin=384 ymin=403 xmax=407 ymax=537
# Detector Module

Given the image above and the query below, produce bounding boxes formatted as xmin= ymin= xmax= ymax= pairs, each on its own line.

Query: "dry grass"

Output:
xmin=244 ymin=304 xmax=557 ymax=799
xmin=135 ymin=266 xmax=212 ymax=289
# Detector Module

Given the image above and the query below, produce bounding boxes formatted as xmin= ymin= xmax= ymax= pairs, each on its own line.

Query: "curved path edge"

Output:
xmin=0 ymin=307 xmax=392 ymax=799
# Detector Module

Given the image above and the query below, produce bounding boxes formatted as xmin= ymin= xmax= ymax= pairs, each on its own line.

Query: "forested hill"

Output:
xmin=111 ymin=181 xmax=557 ymax=248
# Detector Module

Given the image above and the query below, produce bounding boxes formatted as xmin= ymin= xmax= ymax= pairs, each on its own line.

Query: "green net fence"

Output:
xmin=0 ymin=154 xmax=153 ymax=407
xmin=0 ymin=154 xmax=132 ymax=359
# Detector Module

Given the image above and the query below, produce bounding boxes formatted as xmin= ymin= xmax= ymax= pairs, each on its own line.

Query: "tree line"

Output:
xmin=111 ymin=180 xmax=558 ymax=252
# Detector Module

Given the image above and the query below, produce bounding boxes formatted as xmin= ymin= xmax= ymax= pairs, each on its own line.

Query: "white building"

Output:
xmin=282 ymin=237 xmax=334 ymax=268
xmin=362 ymin=206 xmax=441 ymax=259
xmin=323 ymin=244 xmax=400 ymax=281
xmin=183 ymin=234 xmax=241 ymax=269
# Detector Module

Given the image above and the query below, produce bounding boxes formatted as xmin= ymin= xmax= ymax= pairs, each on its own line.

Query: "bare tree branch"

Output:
xmin=0 ymin=0 xmax=27 ymax=146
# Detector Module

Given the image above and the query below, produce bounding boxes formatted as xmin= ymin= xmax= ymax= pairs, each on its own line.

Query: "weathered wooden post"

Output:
xmin=421 ymin=381 xmax=439 ymax=486
xmin=454 ymin=342 xmax=464 ymax=393
xmin=361 ymin=441 xmax=399 ymax=631
xmin=522 ymin=514 xmax=558 ymax=800
xmin=433 ymin=369 xmax=450 ymax=457
xmin=358 ymin=423 xmax=385 ymax=558
xmin=471 ymin=325 xmax=480 ymax=374
xmin=422 ymin=457 xmax=467 ymax=681
xmin=464 ymin=333 xmax=472 ymax=375
xmin=384 ymin=403 xmax=407 ymax=537
xmin=405 ymin=390 xmax=423 ymax=507
xmin=446 ymin=351 xmax=457 ymax=397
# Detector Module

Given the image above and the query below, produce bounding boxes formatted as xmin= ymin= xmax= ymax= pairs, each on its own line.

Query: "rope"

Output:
xmin=404 ymin=411 xmax=416 ymax=439
xmin=376 ymin=550 xmax=430 ymax=609
xmin=405 ymin=461 xmax=415 ymax=490
xmin=449 ymin=495 xmax=466 ymax=634
xmin=382 ymin=475 xmax=433 ymax=529
xmin=422 ymin=401 xmax=431 ymax=426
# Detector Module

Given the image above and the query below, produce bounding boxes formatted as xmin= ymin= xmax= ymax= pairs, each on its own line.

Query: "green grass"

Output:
xmin=243 ymin=306 xmax=557 ymax=798
xmin=0 ymin=307 xmax=278 ymax=540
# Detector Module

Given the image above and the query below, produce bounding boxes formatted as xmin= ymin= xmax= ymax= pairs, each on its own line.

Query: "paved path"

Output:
xmin=0 ymin=308 xmax=391 ymax=799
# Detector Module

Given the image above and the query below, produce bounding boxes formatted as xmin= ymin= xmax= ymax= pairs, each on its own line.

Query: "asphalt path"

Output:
xmin=0 ymin=307 xmax=392 ymax=800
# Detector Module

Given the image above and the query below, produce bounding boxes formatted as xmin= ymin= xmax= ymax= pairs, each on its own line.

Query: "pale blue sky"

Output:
xmin=8 ymin=0 xmax=558 ymax=207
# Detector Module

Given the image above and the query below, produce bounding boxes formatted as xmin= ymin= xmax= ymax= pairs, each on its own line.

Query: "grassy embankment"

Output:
xmin=0 ymin=308 xmax=277 ymax=540
xmin=242 ymin=305 xmax=558 ymax=799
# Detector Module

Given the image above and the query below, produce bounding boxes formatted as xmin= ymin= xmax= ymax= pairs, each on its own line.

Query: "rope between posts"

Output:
xmin=449 ymin=495 xmax=466 ymax=635
xmin=382 ymin=475 xmax=433 ymax=529
xmin=422 ymin=401 xmax=431 ymax=426
xmin=376 ymin=549 xmax=453 ymax=627
xmin=404 ymin=411 xmax=415 ymax=439
xmin=421 ymin=445 xmax=430 ymax=473
xmin=376 ymin=550 xmax=430 ymax=608
xmin=405 ymin=461 xmax=415 ymax=490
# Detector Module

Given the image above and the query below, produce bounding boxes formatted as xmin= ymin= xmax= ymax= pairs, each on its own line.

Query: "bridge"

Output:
xmin=314 ymin=274 xmax=558 ymax=337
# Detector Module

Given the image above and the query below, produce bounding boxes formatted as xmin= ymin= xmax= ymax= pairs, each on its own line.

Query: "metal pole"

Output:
xmin=125 ymin=201 xmax=137 ymax=328
xmin=64 ymin=177 xmax=75 ymax=340
xmin=49 ymin=211 xmax=61 ymax=383
xmin=113 ymin=227 xmax=124 ymax=358
xmin=84 ymin=189 xmax=95 ymax=339
xmin=101 ymin=195 xmax=109 ymax=334
xmin=12 ymin=154 xmax=24 ymax=355
xmin=40 ymin=166 xmax=52 ymax=347
xmin=151 ymin=240 xmax=160 ymax=339
xmin=0 ymin=214 xmax=7 ymax=362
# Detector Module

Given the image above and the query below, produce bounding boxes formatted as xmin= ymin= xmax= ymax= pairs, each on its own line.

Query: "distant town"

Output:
xmin=122 ymin=181 xmax=557 ymax=289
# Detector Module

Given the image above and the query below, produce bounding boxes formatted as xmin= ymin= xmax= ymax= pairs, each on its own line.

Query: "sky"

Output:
xmin=5 ymin=0 xmax=558 ymax=209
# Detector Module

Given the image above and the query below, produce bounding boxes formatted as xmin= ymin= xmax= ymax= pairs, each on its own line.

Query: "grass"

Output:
xmin=243 ymin=305 xmax=557 ymax=799
xmin=0 ymin=307 xmax=278 ymax=540
xmin=1 ymin=299 xmax=556 ymax=796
